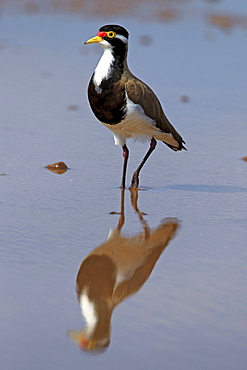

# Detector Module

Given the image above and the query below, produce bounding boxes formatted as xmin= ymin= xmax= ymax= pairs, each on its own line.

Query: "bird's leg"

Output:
xmin=121 ymin=144 xmax=129 ymax=189
xmin=130 ymin=138 xmax=157 ymax=189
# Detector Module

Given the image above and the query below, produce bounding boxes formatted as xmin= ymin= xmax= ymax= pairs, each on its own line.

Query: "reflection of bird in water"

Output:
xmin=84 ymin=25 xmax=186 ymax=189
xmin=68 ymin=189 xmax=179 ymax=352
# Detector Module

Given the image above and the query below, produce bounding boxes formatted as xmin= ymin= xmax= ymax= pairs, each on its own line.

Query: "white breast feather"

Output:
xmin=93 ymin=48 xmax=114 ymax=89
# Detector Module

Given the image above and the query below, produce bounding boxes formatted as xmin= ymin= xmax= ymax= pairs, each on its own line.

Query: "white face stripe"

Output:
xmin=115 ymin=34 xmax=128 ymax=43
xmin=98 ymin=34 xmax=128 ymax=48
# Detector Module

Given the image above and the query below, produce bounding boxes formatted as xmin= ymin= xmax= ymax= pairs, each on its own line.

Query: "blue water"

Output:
xmin=0 ymin=1 xmax=247 ymax=369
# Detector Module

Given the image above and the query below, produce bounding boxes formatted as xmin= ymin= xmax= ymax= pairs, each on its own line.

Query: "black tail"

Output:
xmin=163 ymin=140 xmax=187 ymax=152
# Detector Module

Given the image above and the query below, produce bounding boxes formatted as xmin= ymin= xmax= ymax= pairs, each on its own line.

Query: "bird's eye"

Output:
xmin=107 ymin=31 xmax=116 ymax=38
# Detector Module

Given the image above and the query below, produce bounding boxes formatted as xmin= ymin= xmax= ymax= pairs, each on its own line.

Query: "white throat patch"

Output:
xmin=93 ymin=48 xmax=114 ymax=89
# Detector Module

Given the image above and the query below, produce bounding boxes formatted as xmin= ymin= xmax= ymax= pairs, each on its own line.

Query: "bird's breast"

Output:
xmin=88 ymin=77 xmax=127 ymax=125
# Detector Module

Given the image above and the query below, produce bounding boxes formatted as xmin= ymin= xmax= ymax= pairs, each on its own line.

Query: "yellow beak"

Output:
xmin=84 ymin=35 xmax=103 ymax=45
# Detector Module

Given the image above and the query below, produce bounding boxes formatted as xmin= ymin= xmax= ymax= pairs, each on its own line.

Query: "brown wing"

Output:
xmin=124 ymin=71 xmax=186 ymax=150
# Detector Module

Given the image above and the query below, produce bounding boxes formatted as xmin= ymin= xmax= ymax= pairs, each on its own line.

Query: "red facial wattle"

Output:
xmin=97 ymin=31 xmax=107 ymax=38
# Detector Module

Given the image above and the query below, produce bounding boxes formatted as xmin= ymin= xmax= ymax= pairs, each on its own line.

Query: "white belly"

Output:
xmin=102 ymin=97 xmax=174 ymax=147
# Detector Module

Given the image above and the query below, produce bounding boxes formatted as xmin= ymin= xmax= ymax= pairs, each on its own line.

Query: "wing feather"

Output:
xmin=124 ymin=71 xmax=186 ymax=150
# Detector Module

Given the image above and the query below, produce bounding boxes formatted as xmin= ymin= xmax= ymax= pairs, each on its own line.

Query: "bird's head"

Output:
xmin=84 ymin=24 xmax=129 ymax=50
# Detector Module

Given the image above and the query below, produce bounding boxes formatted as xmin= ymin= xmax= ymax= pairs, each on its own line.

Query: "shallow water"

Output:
xmin=1 ymin=1 xmax=247 ymax=369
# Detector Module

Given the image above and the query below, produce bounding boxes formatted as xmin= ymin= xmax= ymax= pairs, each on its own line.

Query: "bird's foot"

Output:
xmin=129 ymin=173 xmax=139 ymax=190
xmin=129 ymin=184 xmax=139 ymax=190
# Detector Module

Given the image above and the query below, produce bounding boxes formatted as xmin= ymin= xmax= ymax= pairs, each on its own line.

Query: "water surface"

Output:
xmin=0 ymin=1 xmax=247 ymax=369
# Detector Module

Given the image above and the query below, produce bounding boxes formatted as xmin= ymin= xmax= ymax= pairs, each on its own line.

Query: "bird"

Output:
xmin=68 ymin=189 xmax=179 ymax=351
xmin=84 ymin=24 xmax=186 ymax=189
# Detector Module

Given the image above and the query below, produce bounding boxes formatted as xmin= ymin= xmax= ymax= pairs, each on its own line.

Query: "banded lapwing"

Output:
xmin=68 ymin=189 xmax=179 ymax=351
xmin=84 ymin=25 xmax=186 ymax=189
